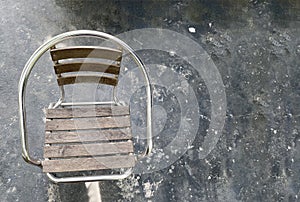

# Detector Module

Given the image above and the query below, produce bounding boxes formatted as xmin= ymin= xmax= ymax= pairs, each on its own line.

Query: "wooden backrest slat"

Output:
xmin=50 ymin=46 xmax=122 ymax=61
xmin=54 ymin=62 xmax=120 ymax=75
xmin=57 ymin=75 xmax=118 ymax=86
xmin=50 ymin=46 xmax=122 ymax=86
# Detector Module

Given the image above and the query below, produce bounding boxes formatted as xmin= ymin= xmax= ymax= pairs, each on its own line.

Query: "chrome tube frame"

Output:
xmin=46 ymin=168 xmax=133 ymax=183
xmin=18 ymin=30 xmax=153 ymax=183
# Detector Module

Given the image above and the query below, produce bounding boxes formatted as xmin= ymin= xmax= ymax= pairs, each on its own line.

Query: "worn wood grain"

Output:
xmin=42 ymin=155 xmax=135 ymax=173
xmin=45 ymin=116 xmax=130 ymax=131
xmin=45 ymin=128 xmax=132 ymax=144
xmin=44 ymin=141 xmax=134 ymax=158
xmin=46 ymin=106 xmax=129 ymax=119
xmin=54 ymin=62 xmax=120 ymax=75
xmin=50 ymin=46 xmax=122 ymax=61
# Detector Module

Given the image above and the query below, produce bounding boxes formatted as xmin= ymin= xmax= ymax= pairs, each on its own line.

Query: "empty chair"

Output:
xmin=18 ymin=30 xmax=152 ymax=183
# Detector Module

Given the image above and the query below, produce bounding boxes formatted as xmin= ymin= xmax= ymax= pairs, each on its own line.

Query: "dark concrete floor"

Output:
xmin=1 ymin=0 xmax=300 ymax=201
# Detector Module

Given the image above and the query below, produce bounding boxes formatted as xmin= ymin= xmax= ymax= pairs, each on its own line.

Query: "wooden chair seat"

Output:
xmin=19 ymin=31 xmax=152 ymax=183
xmin=42 ymin=105 xmax=135 ymax=173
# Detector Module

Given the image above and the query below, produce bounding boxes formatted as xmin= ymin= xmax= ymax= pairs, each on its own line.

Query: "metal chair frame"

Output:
xmin=18 ymin=30 xmax=153 ymax=183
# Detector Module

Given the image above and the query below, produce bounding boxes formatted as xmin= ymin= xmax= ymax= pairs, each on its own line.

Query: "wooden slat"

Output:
xmin=42 ymin=155 xmax=135 ymax=173
xmin=54 ymin=62 xmax=120 ymax=75
xmin=57 ymin=75 xmax=118 ymax=86
xmin=45 ymin=116 xmax=130 ymax=131
xmin=45 ymin=128 xmax=132 ymax=144
xmin=46 ymin=106 xmax=129 ymax=119
xmin=50 ymin=46 xmax=122 ymax=61
xmin=44 ymin=141 xmax=134 ymax=158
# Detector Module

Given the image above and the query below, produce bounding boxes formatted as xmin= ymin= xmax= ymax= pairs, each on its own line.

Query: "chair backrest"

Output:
xmin=50 ymin=46 xmax=123 ymax=87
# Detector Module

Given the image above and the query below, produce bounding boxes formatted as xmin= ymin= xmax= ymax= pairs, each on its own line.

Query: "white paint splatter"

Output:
xmin=188 ymin=27 xmax=196 ymax=33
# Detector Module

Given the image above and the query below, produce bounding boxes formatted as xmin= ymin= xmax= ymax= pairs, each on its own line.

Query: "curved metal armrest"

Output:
xmin=18 ymin=30 xmax=153 ymax=171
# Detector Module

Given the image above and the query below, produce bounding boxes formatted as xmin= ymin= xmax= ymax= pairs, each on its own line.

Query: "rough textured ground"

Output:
xmin=0 ymin=0 xmax=300 ymax=201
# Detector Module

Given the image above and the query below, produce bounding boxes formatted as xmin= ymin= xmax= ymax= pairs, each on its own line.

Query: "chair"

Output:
xmin=18 ymin=30 xmax=153 ymax=183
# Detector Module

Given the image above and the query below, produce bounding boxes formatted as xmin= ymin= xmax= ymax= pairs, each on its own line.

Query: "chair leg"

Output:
xmin=85 ymin=182 xmax=102 ymax=202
